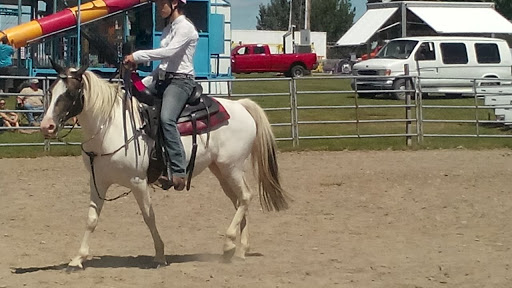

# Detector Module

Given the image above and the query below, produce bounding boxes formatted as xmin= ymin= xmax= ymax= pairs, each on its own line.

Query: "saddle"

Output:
xmin=130 ymin=73 xmax=230 ymax=190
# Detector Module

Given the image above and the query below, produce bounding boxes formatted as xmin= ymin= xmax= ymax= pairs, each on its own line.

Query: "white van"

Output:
xmin=351 ymin=36 xmax=512 ymax=99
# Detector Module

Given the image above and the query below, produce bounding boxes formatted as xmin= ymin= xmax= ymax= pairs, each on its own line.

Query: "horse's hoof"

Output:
xmin=145 ymin=261 xmax=168 ymax=269
xmin=154 ymin=261 xmax=168 ymax=269
xmin=155 ymin=262 xmax=168 ymax=269
xmin=222 ymin=248 xmax=236 ymax=263
xmin=66 ymin=265 xmax=84 ymax=273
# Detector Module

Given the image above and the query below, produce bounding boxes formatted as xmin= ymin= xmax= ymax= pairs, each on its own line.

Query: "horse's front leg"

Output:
xmin=131 ymin=178 xmax=166 ymax=267
xmin=67 ymin=178 xmax=108 ymax=271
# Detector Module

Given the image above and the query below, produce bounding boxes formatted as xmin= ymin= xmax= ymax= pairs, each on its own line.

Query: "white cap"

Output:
xmin=30 ymin=79 xmax=39 ymax=84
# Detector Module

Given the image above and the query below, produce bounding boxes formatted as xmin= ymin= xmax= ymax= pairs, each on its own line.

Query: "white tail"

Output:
xmin=238 ymin=98 xmax=290 ymax=212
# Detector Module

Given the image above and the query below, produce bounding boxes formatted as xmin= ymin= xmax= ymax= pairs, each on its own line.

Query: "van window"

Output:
xmin=376 ymin=40 xmax=418 ymax=59
xmin=416 ymin=42 xmax=436 ymax=61
xmin=475 ymin=43 xmax=501 ymax=64
xmin=440 ymin=43 xmax=468 ymax=64
xmin=253 ymin=46 xmax=266 ymax=54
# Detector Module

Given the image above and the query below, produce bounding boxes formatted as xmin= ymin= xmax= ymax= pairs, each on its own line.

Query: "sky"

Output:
xmin=229 ymin=0 xmax=367 ymax=30
xmin=1 ymin=1 xmax=367 ymax=31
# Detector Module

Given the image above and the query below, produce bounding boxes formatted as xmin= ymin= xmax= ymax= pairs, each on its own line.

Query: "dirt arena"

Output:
xmin=1 ymin=150 xmax=512 ymax=288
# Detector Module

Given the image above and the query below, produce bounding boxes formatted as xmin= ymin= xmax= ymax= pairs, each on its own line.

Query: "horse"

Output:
xmin=40 ymin=62 xmax=290 ymax=270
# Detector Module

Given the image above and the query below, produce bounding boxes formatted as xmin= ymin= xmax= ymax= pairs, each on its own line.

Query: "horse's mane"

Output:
xmin=81 ymin=71 xmax=123 ymax=120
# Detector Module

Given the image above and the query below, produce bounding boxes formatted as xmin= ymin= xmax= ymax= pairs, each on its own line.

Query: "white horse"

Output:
xmin=40 ymin=62 xmax=289 ymax=270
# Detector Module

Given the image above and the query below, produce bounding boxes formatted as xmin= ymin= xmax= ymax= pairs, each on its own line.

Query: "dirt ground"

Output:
xmin=1 ymin=150 xmax=512 ymax=288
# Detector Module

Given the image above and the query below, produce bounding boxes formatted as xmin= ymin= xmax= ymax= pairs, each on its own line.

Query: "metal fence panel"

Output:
xmin=3 ymin=74 xmax=512 ymax=149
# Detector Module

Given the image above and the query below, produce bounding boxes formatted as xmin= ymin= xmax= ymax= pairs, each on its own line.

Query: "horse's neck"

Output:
xmin=78 ymin=95 xmax=141 ymax=145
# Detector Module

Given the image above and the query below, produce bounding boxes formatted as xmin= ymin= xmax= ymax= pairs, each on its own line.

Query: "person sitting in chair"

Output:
xmin=0 ymin=99 xmax=21 ymax=132
xmin=18 ymin=79 xmax=44 ymax=126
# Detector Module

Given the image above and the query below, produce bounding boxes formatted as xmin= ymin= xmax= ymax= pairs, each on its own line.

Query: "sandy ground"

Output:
xmin=1 ymin=150 xmax=512 ymax=288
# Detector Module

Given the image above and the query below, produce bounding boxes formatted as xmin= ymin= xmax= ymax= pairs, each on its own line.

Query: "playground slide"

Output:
xmin=0 ymin=0 xmax=149 ymax=48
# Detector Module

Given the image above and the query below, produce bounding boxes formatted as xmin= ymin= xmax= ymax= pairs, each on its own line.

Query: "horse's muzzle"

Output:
xmin=40 ymin=117 xmax=57 ymax=138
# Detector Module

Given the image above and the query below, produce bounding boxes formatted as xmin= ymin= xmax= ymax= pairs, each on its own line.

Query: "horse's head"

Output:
xmin=40 ymin=59 xmax=88 ymax=137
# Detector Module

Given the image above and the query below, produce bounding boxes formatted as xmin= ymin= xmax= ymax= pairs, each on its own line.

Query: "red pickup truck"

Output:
xmin=231 ymin=44 xmax=317 ymax=77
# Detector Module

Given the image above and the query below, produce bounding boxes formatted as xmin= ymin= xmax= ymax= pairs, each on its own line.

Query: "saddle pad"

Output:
xmin=177 ymin=98 xmax=230 ymax=136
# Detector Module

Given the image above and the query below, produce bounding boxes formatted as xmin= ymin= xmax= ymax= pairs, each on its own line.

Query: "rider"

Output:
xmin=124 ymin=0 xmax=198 ymax=191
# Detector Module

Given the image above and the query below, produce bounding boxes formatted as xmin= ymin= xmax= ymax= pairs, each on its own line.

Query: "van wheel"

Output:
xmin=290 ymin=65 xmax=305 ymax=78
xmin=480 ymin=77 xmax=500 ymax=86
xmin=392 ymin=79 xmax=407 ymax=100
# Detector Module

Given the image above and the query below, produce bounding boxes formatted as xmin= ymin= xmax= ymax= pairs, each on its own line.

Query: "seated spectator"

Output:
xmin=0 ymin=99 xmax=20 ymax=131
xmin=18 ymin=79 xmax=44 ymax=126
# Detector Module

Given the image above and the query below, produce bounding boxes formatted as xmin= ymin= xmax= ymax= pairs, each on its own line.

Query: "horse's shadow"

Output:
xmin=11 ymin=253 xmax=262 ymax=274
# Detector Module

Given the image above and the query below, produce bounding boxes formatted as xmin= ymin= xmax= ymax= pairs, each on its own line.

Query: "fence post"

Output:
xmin=404 ymin=64 xmax=412 ymax=146
xmin=472 ymin=79 xmax=480 ymax=137
xmin=415 ymin=76 xmax=423 ymax=144
xmin=290 ymin=78 xmax=299 ymax=147
xmin=43 ymin=77 xmax=51 ymax=151
xmin=227 ymin=79 xmax=232 ymax=98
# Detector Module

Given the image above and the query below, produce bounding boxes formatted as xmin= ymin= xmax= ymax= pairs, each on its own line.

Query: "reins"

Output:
xmin=81 ymin=135 xmax=136 ymax=201
xmin=78 ymin=71 xmax=136 ymax=202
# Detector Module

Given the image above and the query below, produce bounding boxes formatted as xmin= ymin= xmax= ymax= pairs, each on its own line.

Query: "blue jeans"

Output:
xmin=23 ymin=102 xmax=43 ymax=124
xmin=159 ymin=78 xmax=195 ymax=178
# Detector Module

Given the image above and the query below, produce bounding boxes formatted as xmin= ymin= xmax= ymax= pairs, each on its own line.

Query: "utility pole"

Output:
xmin=305 ymin=0 xmax=311 ymax=30
xmin=288 ymin=0 xmax=293 ymax=31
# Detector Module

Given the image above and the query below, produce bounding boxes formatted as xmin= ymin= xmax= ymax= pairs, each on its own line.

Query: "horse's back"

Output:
xmin=214 ymin=97 xmax=257 ymax=149
xmin=178 ymin=97 xmax=256 ymax=174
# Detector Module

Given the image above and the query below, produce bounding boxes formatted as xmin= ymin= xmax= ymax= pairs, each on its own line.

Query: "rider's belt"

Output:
xmin=165 ymin=72 xmax=194 ymax=80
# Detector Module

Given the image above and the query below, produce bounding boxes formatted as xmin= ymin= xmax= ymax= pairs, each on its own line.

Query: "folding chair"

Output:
xmin=15 ymin=100 xmax=43 ymax=125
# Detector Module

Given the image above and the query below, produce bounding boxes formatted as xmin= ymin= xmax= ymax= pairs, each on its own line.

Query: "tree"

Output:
xmin=494 ymin=0 xmax=512 ymax=19
xmin=310 ymin=0 xmax=354 ymax=43
xmin=433 ymin=1 xmax=512 ymax=18
xmin=257 ymin=0 xmax=355 ymax=43
xmin=256 ymin=0 xmax=292 ymax=31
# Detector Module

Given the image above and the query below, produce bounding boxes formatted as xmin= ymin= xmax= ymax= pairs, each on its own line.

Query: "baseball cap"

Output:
xmin=29 ymin=79 xmax=39 ymax=84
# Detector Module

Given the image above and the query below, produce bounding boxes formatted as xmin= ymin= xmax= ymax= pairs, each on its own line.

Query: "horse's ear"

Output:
xmin=75 ymin=62 xmax=89 ymax=79
xmin=49 ymin=57 xmax=65 ymax=76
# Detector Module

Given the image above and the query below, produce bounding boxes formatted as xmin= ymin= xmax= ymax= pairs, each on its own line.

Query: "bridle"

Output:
xmin=49 ymin=73 xmax=85 ymax=140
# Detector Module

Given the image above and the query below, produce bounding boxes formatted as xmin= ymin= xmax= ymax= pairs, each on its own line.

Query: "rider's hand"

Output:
xmin=123 ymin=54 xmax=136 ymax=70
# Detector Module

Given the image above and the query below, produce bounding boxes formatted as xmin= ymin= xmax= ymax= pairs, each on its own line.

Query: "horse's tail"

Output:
xmin=238 ymin=98 xmax=290 ymax=212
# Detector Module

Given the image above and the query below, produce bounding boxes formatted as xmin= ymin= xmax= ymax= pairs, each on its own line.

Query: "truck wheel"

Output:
xmin=338 ymin=60 xmax=352 ymax=74
xmin=290 ymin=65 xmax=305 ymax=78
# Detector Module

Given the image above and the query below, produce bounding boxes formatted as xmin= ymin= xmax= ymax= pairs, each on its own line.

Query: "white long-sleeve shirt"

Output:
xmin=132 ymin=15 xmax=198 ymax=86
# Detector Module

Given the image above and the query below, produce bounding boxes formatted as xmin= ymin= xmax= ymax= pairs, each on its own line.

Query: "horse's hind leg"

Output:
xmin=209 ymin=163 xmax=253 ymax=261
xmin=131 ymin=180 xmax=166 ymax=267
xmin=68 ymin=179 xmax=108 ymax=270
